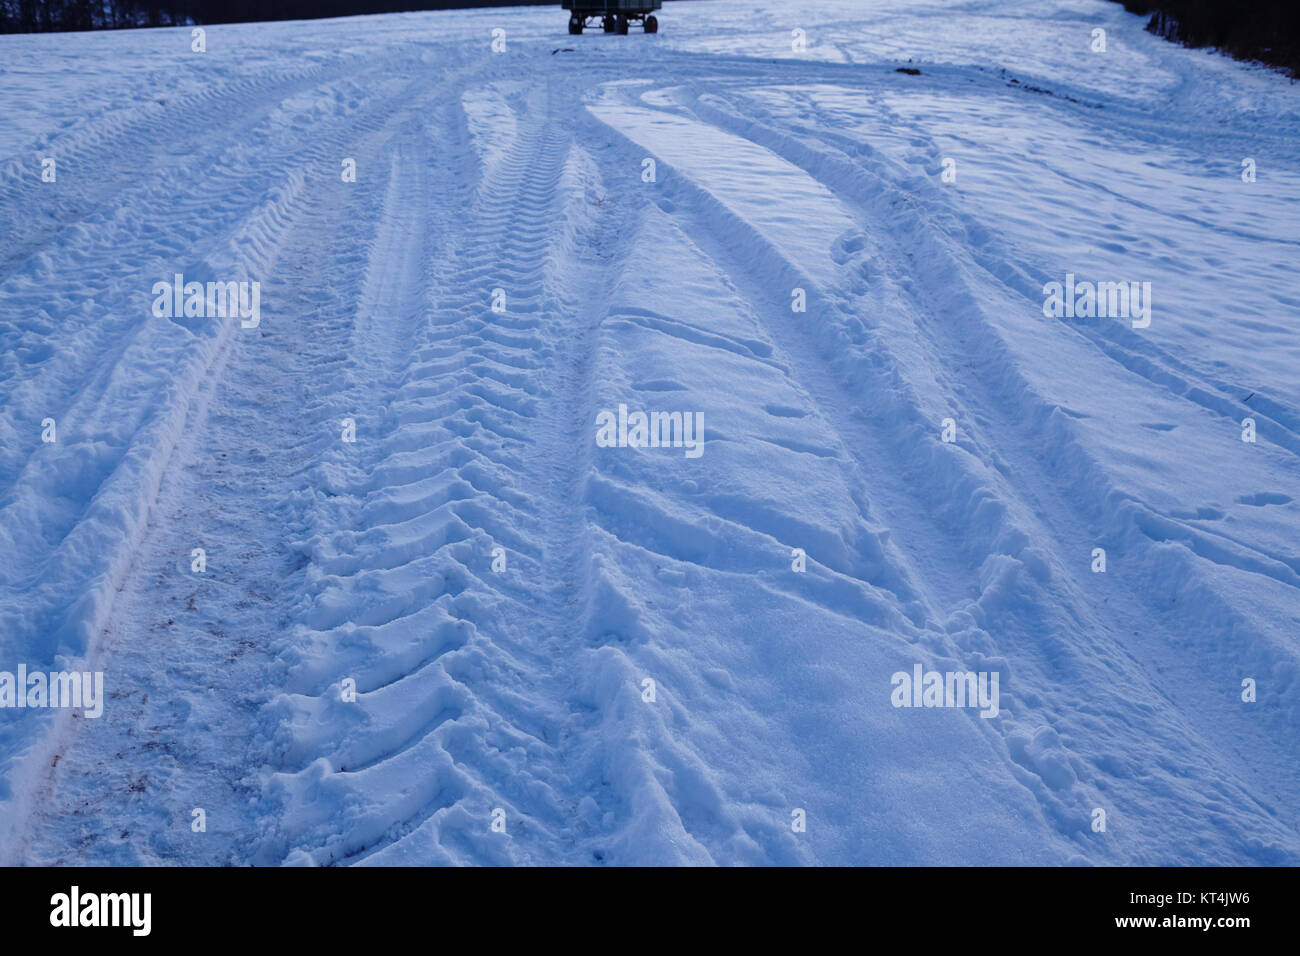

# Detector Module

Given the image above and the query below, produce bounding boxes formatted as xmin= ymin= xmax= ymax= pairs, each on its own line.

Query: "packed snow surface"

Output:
xmin=0 ymin=0 xmax=1298 ymax=865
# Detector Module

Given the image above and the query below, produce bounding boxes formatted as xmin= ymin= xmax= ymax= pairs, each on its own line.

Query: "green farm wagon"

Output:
xmin=563 ymin=0 xmax=663 ymax=34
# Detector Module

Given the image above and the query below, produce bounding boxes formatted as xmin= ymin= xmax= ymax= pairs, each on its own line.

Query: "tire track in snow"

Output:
xmin=259 ymin=75 xmax=613 ymax=865
xmin=0 ymin=53 xmax=379 ymax=280
xmin=706 ymin=77 xmax=1300 ymax=459
xmin=13 ymin=52 xmax=487 ymax=865
xmin=8 ymin=3 xmax=1297 ymax=866
xmin=635 ymin=84 xmax=1300 ymax=862
xmin=0 ymin=64 xmax=422 ymax=504
xmin=688 ymin=79 xmax=1300 ymax=718
xmin=577 ymin=94 xmax=1060 ymax=863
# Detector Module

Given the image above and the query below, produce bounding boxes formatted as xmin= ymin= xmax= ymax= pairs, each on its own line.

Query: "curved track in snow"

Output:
xmin=1 ymin=0 xmax=1297 ymax=865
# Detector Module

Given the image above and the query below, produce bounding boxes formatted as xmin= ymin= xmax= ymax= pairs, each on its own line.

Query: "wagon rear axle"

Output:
xmin=563 ymin=1 xmax=661 ymax=35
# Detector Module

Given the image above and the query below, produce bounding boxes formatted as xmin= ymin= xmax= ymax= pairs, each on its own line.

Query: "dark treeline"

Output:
xmin=0 ymin=0 xmax=557 ymax=33
xmin=1113 ymin=0 xmax=1300 ymax=76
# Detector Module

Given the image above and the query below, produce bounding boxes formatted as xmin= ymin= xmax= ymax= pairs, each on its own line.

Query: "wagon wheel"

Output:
xmin=616 ymin=15 xmax=629 ymax=35
xmin=568 ymin=15 xmax=583 ymax=35
xmin=644 ymin=15 xmax=658 ymax=33
xmin=603 ymin=15 xmax=616 ymax=32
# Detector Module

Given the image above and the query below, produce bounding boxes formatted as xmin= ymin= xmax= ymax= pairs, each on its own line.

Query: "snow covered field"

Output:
xmin=0 ymin=0 xmax=1297 ymax=866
